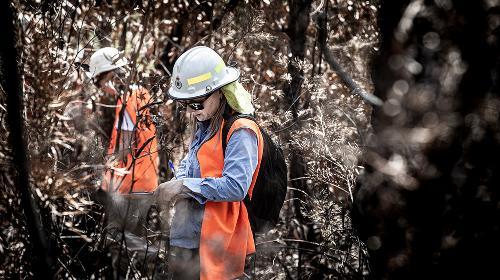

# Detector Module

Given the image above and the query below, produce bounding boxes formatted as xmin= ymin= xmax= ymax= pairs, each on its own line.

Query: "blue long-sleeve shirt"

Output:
xmin=170 ymin=120 xmax=258 ymax=248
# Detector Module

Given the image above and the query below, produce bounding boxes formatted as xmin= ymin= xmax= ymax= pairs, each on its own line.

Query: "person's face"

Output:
xmin=97 ymin=72 xmax=116 ymax=95
xmin=97 ymin=68 xmax=129 ymax=96
xmin=182 ymin=90 xmax=221 ymax=122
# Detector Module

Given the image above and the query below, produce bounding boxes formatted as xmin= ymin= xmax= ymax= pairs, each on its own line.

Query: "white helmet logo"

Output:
xmin=175 ymin=77 xmax=182 ymax=89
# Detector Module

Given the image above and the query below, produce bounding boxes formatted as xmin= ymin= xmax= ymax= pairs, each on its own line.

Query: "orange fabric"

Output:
xmin=198 ymin=118 xmax=264 ymax=280
xmin=102 ymin=87 xmax=159 ymax=194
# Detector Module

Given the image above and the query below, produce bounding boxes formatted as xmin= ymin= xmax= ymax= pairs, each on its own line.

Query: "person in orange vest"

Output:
xmin=156 ymin=46 xmax=262 ymax=279
xmin=87 ymin=47 xmax=159 ymax=194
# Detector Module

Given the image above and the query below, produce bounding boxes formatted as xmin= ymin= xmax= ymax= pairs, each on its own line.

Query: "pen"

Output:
xmin=168 ymin=160 xmax=176 ymax=179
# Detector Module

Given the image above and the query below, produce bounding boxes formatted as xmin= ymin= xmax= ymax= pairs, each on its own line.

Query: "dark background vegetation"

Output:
xmin=1 ymin=0 xmax=498 ymax=279
xmin=354 ymin=1 xmax=500 ymax=279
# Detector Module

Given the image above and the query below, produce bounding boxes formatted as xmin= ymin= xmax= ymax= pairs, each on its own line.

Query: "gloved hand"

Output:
xmin=155 ymin=179 xmax=189 ymax=205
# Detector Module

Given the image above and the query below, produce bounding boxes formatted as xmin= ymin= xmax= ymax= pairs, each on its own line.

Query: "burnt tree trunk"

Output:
xmin=284 ymin=0 xmax=312 ymax=225
xmin=284 ymin=0 xmax=313 ymax=278
xmin=0 ymin=1 xmax=55 ymax=278
xmin=353 ymin=1 xmax=500 ymax=279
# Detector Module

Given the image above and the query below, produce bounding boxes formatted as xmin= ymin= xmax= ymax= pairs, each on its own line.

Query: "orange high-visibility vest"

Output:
xmin=102 ymin=87 xmax=159 ymax=194
xmin=197 ymin=118 xmax=264 ymax=280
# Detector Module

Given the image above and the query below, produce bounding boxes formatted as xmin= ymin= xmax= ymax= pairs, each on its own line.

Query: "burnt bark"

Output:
xmin=284 ymin=0 xmax=311 ymax=222
xmin=0 ymin=1 xmax=55 ymax=278
xmin=284 ymin=0 xmax=314 ymax=278
xmin=159 ymin=14 xmax=186 ymax=72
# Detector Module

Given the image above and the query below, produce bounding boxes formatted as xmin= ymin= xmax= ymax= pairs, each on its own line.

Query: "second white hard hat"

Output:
xmin=87 ymin=47 xmax=129 ymax=79
xmin=168 ymin=46 xmax=240 ymax=100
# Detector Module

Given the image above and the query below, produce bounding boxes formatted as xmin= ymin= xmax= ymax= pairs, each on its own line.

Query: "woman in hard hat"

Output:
xmin=157 ymin=46 xmax=262 ymax=279
xmin=87 ymin=47 xmax=159 ymax=194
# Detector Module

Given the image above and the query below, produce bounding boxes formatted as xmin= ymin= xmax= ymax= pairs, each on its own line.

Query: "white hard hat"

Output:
xmin=168 ymin=46 xmax=240 ymax=100
xmin=87 ymin=47 xmax=128 ymax=79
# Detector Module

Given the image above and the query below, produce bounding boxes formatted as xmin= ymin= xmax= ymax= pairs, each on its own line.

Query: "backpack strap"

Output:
xmin=221 ymin=114 xmax=256 ymax=157
xmin=221 ymin=114 xmax=259 ymax=209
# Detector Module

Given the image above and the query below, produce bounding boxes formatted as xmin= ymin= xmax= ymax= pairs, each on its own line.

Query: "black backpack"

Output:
xmin=222 ymin=114 xmax=288 ymax=234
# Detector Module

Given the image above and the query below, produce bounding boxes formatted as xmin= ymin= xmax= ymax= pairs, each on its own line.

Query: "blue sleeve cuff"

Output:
xmin=183 ymin=178 xmax=207 ymax=204
xmin=175 ymin=172 xmax=186 ymax=179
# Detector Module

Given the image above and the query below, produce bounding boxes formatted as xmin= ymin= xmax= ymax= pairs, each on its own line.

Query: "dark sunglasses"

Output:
xmin=178 ymin=98 xmax=207 ymax=111
xmin=177 ymin=91 xmax=218 ymax=111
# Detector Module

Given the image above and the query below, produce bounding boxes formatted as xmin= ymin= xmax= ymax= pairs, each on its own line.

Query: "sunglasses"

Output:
xmin=177 ymin=91 xmax=219 ymax=111
xmin=178 ymin=98 xmax=207 ymax=111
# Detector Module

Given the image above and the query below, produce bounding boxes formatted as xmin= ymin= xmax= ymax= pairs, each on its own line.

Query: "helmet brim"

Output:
xmin=167 ymin=66 xmax=240 ymax=100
